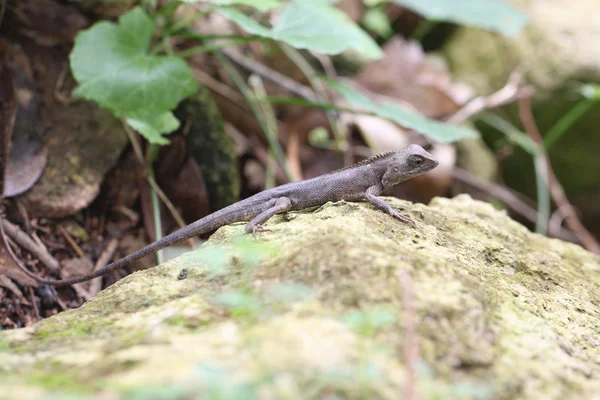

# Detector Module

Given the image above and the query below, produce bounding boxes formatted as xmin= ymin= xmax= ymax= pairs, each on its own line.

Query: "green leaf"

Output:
xmin=217 ymin=8 xmax=274 ymax=37
xmin=327 ymin=80 xmax=478 ymax=143
xmin=390 ymin=0 xmax=528 ymax=36
xmin=126 ymin=112 xmax=180 ymax=145
xmin=70 ymin=7 xmax=198 ymax=118
xmin=182 ymin=0 xmax=282 ymax=11
xmin=220 ymin=0 xmax=383 ymax=59
xmin=273 ymin=0 xmax=383 ymax=58
xmin=362 ymin=7 xmax=393 ymax=38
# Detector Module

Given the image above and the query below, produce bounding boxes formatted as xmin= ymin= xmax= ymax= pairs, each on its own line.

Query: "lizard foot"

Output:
xmin=251 ymin=224 xmax=272 ymax=238
xmin=390 ymin=209 xmax=416 ymax=227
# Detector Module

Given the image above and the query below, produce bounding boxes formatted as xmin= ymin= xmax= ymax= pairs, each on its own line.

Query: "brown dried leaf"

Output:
xmin=0 ymin=41 xmax=34 ymax=287
xmin=336 ymin=0 xmax=365 ymax=22
xmin=5 ymin=0 xmax=89 ymax=46
xmin=4 ymin=53 xmax=47 ymax=198
xmin=356 ymin=36 xmax=473 ymax=117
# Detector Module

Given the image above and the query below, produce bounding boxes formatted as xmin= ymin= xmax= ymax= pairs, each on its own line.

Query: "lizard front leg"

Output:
xmin=245 ymin=197 xmax=293 ymax=235
xmin=365 ymin=185 xmax=416 ymax=227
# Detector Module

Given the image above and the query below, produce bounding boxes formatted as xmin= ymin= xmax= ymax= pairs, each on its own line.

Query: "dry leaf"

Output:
xmin=357 ymin=36 xmax=473 ymax=117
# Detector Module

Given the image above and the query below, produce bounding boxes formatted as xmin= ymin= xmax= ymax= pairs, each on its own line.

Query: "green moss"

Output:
xmin=1 ymin=196 xmax=599 ymax=399
xmin=34 ymin=319 xmax=111 ymax=339
xmin=26 ymin=371 xmax=93 ymax=392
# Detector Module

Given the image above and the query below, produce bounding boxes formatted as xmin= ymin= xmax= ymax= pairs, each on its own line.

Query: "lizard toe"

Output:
xmin=251 ymin=224 xmax=272 ymax=238
xmin=390 ymin=210 xmax=416 ymax=227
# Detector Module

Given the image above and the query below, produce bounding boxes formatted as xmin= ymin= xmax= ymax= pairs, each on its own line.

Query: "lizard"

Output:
xmin=14 ymin=144 xmax=439 ymax=287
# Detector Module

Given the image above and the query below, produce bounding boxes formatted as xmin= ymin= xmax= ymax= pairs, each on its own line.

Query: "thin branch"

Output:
xmin=221 ymin=48 xmax=318 ymax=102
xmin=88 ymin=238 xmax=118 ymax=296
xmin=122 ymin=120 xmax=198 ymax=249
xmin=58 ymin=225 xmax=85 ymax=259
xmin=28 ymin=287 xmax=40 ymax=321
xmin=216 ymin=52 xmax=294 ymax=181
xmin=281 ymin=45 xmax=348 ymax=166
xmin=1 ymin=219 xmax=60 ymax=273
xmin=217 ymin=54 xmax=589 ymax=248
xmin=518 ymin=97 xmax=600 ymax=254
xmin=191 ymin=66 xmax=246 ymax=106
xmin=249 ymin=74 xmax=280 ymax=187
xmin=445 ymin=71 xmax=584 ymax=244
xmin=446 ymin=69 xmax=533 ymax=125
xmin=454 ymin=168 xmax=537 ymax=221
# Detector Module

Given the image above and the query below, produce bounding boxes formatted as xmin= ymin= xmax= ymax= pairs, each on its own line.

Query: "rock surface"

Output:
xmin=1 ymin=195 xmax=599 ymax=399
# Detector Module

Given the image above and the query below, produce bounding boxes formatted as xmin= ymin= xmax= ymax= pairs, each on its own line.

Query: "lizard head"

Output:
xmin=381 ymin=144 xmax=439 ymax=189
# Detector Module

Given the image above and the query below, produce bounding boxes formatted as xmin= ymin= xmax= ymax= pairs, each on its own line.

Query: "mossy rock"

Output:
xmin=1 ymin=195 xmax=599 ymax=399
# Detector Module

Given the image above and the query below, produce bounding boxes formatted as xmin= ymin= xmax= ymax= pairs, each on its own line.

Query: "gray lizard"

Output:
xmin=16 ymin=144 xmax=438 ymax=287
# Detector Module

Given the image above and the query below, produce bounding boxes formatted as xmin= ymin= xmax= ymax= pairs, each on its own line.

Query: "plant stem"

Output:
xmin=146 ymin=144 xmax=164 ymax=264
xmin=411 ymin=20 xmax=438 ymax=41
xmin=215 ymin=52 xmax=294 ymax=182
xmin=478 ymin=112 xmax=550 ymax=234
xmin=249 ymin=75 xmax=278 ymax=189
xmin=544 ymin=99 xmax=594 ymax=149
xmin=279 ymin=44 xmax=345 ymax=153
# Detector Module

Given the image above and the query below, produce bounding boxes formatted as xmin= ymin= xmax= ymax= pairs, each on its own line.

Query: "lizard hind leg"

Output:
xmin=245 ymin=197 xmax=293 ymax=236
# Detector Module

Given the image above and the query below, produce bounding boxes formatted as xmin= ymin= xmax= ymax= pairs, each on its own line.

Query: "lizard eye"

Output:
xmin=410 ymin=155 xmax=424 ymax=166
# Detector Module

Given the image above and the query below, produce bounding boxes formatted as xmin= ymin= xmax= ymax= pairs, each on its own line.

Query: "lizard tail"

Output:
xmin=8 ymin=201 xmax=259 ymax=288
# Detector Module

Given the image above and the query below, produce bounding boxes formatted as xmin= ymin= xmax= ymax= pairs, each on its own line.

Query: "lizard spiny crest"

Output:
xmin=327 ymin=151 xmax=396 ymax=175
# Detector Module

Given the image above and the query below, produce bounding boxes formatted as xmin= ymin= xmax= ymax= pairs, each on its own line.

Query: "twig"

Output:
xmin=281 ymin=45 xmax=348 ymax=167
xmin=191 ymin=66 xmax=246 ymax=106
xmin=0 ymin=274 xmax=26 ymax=302
xmin=549 ymin=205 xmax=573 ymax=236
xmin=1 ymin=219 xmax=60 ymax=273
xmin=218 ymin=53 xmax=586 ymax=247
xmin=518 ymin=97 xmax=600 ymax=254
xmin=249 ymin=75 xmax=280 ymax=187
xmin=58 ymin=225 xmax=85 ymax=259
xmin=221 ymin=48 xmax=318 ymax=102
xmin=111 ymin=205 xmax=140 ymax=225
xmin=444 ymin=70 xmax=582 ymax=242
xmin=88 ymin=238 xmax=118 ymax=296
xmin=310 ymin=51 xmax=354 ymax=164
xmin=216 ymin=52 xmax=294 ymax=181
xmin=397 ymin=270 xmax=418 ymax=400
xmin=28 ymin=287 xmax=40 ymax=321
xmin=286 ymin=129 xmax=303 ymax=181
xmin=121 ymin=121 xmax=198 ymax=249
xmin=71 ymin=281 xmax=92 ymax=302
xmin=55 ymin=296 xmax=68 ymax=312
xmin=454 ymin=168 xmax=537 ymax=221
xmin=54 ymin=63 xmax=75 ymax=105
xmin=446 ymin=69 xmax=533 ymax=126
xmin=311 ymin=52 xmax=338 ymax=84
